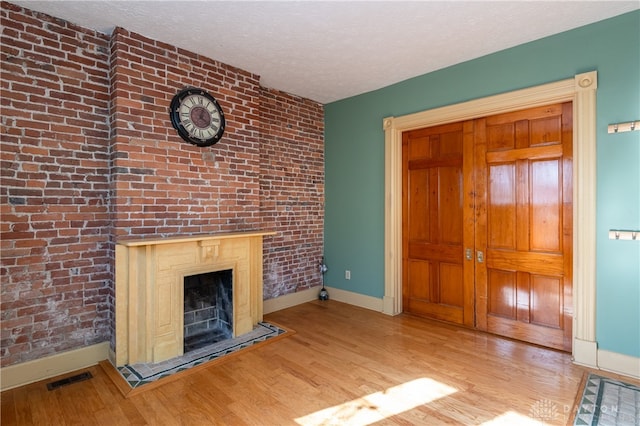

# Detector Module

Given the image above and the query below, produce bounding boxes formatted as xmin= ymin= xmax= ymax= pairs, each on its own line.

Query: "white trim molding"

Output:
xmin=265 ymin=286 xmax=383 ymax=314
xmin=323 ymin=286 xmax=384 ymax=312
xmin=263 ymin=287 xmax=320 ymax=314
xmin=0 ymin=342 xmax=110 ymax=391
xmin=382 ymin=71 xmax=598 ymax=369
xmin=598 ymin=350 xmax=640 ymax=379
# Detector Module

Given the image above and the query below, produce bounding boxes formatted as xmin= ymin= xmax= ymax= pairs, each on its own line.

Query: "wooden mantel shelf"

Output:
xmin=117 ymin=230 xmax=277 ymax=247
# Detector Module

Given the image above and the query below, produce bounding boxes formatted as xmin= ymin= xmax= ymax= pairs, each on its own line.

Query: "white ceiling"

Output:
xmin=12 ymin=1 xmax=640 ymax=104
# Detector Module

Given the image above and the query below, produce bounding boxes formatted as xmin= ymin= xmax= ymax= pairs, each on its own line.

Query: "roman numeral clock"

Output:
xmin=170 ymin=87 xmax=226 ymax=147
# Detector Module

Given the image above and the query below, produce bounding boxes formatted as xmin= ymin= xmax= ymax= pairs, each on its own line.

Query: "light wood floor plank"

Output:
xmin=2 ymin=300 xmax=626 ymax=425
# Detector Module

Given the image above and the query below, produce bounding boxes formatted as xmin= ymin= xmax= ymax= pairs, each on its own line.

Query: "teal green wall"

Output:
xmin=324 ymin=11 xmax=640 ymax=358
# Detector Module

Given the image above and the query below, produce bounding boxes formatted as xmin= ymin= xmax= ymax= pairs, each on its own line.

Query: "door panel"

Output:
xmin=530 ymin=159 xmax=562 ymax=251
xmin=530 ymin=275 xmax=562 ymax=328
xmin=408 ymin=260 xmax=430 ymax=300
xmin=487 ymin=163 xmax=516 ymax=248
xmin=488 ymin=269 xmax=516 ymax=319
xmin=408 ymin=168 xmax=430 ymax=239
xmin=440 ymin=262 xmax=463 ymax=307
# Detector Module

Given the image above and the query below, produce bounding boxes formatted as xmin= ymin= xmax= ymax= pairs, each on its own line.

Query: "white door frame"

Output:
xmin=382 ymin=71 xmax=598 ymax=368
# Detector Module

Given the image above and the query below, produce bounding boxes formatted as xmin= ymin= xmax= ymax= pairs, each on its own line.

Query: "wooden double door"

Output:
xmin=402 ymin=102 xmax=573 ymax=351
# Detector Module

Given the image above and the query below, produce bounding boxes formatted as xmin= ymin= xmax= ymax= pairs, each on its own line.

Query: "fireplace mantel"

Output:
xmin=114 ymin=231 xmax=275 ymax=366
xmin=116 ymin=231 xmax=276 ymax=247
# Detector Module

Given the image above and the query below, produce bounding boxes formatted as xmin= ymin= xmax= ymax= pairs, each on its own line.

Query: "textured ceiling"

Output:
xmin=10 ymin=1 xmax=640 ymax=104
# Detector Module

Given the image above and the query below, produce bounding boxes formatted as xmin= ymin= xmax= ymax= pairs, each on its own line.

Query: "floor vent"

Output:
xmin=46 ymin=371 xmax=93 ymax=390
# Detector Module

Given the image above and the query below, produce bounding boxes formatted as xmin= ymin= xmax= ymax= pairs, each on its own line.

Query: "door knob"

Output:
xmin=477 ymin=250 xmax=484 ymax=263
xmin=465 ymin=248 xmax=473 ymax=261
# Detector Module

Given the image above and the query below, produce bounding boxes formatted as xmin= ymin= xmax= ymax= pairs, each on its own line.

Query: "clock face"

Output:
xmin=170 ymin=88 xmax=225 ymax=147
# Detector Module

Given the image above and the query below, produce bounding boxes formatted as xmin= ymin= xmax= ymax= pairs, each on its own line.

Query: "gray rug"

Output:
xmin=574 ymin=373 xmax=640 ymax=425
xmin=117 ymin=322 xmax=287 ymax=388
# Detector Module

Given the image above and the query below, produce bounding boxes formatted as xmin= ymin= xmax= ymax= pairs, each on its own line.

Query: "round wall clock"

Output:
xmin=169 ymin=87 xmax=225 ymax=147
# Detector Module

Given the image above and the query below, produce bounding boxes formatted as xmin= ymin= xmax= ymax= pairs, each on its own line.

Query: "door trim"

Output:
xmin=383 ymin=71 xmax=597 ymax=367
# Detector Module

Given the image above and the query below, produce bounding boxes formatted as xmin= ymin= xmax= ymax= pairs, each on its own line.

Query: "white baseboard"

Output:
xmin=263 ymin=287 xmax=319 ymax=314
xmin=0 ymin=342 xmax=110 ymax=391
xmin=322 ymin=286 xmax=383 ymax=312
xmin=264 ymin=286 xmax=383 ymax=314
xmin=573 ymin=338 xmax=598 ymax=369
xmin=573 ymin=338 xmax=640 ymax=380
xmin=598 ymin=349 xmax=640 ymax=379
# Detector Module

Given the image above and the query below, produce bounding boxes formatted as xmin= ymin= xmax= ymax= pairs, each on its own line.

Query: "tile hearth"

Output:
xmin=117 ymin=322 xmax=288 ymax=389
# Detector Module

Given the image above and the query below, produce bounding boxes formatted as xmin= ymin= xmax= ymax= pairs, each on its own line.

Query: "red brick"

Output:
xmin=1 ymin=2 xmax=323 ymax=368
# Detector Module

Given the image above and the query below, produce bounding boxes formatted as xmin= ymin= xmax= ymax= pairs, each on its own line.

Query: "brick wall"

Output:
xmin=1 ymin=2 xmax=112 ymax=366
xmin=260 ymin=88 xmax=324 ymax=298
xmin=0 ymin=2 xmax=324 ymax=368
xmin=109 ymin=27 xmax=263 ymax=238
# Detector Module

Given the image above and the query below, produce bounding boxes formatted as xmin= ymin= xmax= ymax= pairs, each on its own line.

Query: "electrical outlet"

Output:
xmin=345 ymin=270 xmax=351 ymax=280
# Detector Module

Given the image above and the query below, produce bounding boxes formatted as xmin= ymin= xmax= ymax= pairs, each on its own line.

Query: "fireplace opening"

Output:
xmin=183 ymin=269 xmax=233 ymax=353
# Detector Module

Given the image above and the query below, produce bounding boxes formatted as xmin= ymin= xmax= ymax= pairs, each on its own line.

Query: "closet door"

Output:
xmin=475 ymin=102 xmax=573 ymax=351
xmin=402 ymin=122 xmax=475 ymax=326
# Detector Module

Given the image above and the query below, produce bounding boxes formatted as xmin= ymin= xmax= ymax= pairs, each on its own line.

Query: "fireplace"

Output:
xmin=114 ymin=231 xmax=274 ymax=366
xmin=183 ymin=269 xmax=233 ymax=353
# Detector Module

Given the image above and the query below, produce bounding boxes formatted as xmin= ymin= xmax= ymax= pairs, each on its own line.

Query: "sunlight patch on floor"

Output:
xmin=481 ymin=411 xmax=548 ymax=425
xmin=295 ymin=377 xmax=457 ymax=426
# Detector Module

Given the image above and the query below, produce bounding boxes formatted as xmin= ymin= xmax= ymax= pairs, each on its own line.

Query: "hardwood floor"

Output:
xmin=2 ymin=300 xmax=595 ymax=425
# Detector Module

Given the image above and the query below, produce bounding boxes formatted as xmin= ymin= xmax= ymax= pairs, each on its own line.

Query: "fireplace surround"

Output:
xmin=114 ymin=231 xmax=274 ymax=366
